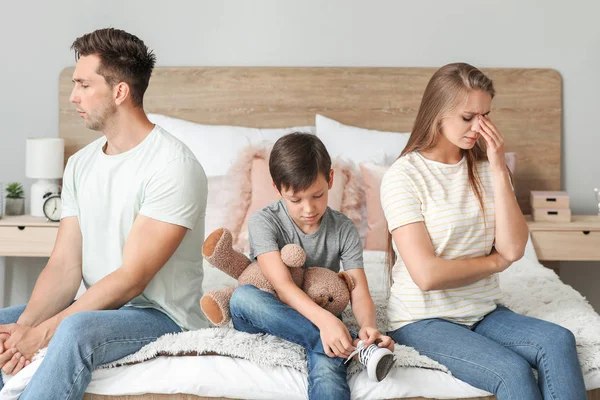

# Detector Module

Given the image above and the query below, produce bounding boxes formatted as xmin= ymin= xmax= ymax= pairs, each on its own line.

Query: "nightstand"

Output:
xmin=0 ymin=215 xmax=59 ymax=257
xmin=526 ymin=215 xmax=600 ymax=262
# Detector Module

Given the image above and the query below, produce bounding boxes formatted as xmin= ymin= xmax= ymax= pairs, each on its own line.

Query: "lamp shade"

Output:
xmin=26 ymin=138 xmax=65 ymax=179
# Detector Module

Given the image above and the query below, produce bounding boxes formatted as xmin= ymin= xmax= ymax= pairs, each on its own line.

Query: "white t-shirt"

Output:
xmin=381 ymin=152 xmax=500 ymax=331
xmin=61 ymin=125 xmax=208 ymax=331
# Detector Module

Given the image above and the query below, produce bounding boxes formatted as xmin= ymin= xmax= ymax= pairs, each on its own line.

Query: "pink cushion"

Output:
xmin=205 ymin=175 xmax=231 ymax=236
xmin=360 ymin=163 xmax=389 ymax=251
xmin=236 ymin=158 xmax=282 ymax=246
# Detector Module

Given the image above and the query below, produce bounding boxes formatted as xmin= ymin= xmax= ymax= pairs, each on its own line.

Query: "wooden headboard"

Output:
xmin=59 ymin=67 xmax=562 ymax=214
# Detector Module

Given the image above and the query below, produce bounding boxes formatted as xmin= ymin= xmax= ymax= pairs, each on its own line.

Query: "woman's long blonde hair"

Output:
xmin=385 ymin=63 xmax=495 ymax=275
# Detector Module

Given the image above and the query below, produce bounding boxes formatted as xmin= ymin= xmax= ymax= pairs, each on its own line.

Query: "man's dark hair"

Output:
xmin=71 ymin=28 xmax=156 ymax=107
xmin=269 ymin=132 xmax=332 ymax=193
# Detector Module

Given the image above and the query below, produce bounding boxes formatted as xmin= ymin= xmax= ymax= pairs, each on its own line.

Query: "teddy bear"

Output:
xmin=201 ymin=228 xmax=355 ymax=327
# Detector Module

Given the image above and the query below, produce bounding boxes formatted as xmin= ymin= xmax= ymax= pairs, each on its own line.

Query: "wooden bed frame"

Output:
xmin=58 ymin=66 xmax=598 ymax=399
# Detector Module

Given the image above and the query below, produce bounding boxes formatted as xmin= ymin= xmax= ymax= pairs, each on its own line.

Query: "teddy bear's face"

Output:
xmin=302 ymin=268 xmax=351 ymax=316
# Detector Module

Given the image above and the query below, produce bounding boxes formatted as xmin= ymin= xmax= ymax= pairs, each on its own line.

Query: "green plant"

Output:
xmin=6 ymin=182 xmax=24 ymax=199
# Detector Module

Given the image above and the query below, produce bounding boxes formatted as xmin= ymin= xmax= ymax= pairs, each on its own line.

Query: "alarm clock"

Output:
xmin=42 ymin=192 xmax=62 ymax=222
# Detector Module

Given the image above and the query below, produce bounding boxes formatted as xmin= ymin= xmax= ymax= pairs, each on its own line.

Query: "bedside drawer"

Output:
xmin=530 ymin=230 xmax=600 ymax=261
xmin=0 ymin=226 xmax=58 ymax=257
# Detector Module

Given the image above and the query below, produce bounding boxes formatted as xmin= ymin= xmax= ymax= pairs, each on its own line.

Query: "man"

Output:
xmin=0 ymin=28 xmax=208 ymax=399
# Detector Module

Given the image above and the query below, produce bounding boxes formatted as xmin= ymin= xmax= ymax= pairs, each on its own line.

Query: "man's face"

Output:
xmin=69 ymin=54 xmax=116 ymax=131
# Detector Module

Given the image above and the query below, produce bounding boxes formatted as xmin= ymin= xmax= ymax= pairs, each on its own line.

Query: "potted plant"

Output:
xmin=5 ymin=182 xmax=25 ymax=216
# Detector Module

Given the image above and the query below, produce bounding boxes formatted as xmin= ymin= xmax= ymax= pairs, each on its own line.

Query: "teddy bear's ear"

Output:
xmin=281 ymin=244 xmax=306 ymax=268
xmin=338 ymin=272 xmax=355 ymax=292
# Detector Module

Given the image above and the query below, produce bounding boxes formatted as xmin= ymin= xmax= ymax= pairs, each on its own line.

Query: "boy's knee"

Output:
xmin=230 ymin=285 xmax=275 ymax=323
xmin=230 ymin=285 xmax=260 ymax=311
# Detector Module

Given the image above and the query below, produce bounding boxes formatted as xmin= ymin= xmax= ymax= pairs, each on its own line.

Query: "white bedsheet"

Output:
xmin=2 ymin=242 xmax=599 ymax=400
xmin=2 ymin=354 xmax=598 ymax=400
xmin=83 ymin=356 xmax=599 ymax=400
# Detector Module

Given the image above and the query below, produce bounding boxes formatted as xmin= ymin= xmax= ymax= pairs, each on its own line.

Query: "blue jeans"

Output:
xmin=389 ymin=306 xmax=586 ymax=400
xmin=0 ymin=303 xmax=181 ymax=399
xmin=230 ymin=284 xmax=355 ymax=400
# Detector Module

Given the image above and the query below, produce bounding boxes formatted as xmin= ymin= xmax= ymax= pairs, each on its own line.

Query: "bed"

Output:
xmin=49 ymin=67 xmax=599 ymax=400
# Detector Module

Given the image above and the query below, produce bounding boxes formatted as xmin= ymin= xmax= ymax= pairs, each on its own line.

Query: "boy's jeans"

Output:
xmin=230 ymin=284 xmax=355 ymax=400
xmin=0 ymin=303 xmax=181 ymax=399
xmin=389 ymin=306 xmax=586 ymax=400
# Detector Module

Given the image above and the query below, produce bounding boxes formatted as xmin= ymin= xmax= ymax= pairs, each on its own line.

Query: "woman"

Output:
xmin=380 ymin=63 xmax=586 ymax=399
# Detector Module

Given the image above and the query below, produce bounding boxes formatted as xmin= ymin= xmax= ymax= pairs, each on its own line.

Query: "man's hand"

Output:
xmin=0 ymin=327 xmax=32 ymax=375
xmin=319 ymin=314 xmax=354 ymax=359
xmin=0 ymin=332 xmax=14 ymax=368
xmin=358 ymin=326 xmax=395 ymax=352
xmin=0 ymin=324 xmax=47 ymax=363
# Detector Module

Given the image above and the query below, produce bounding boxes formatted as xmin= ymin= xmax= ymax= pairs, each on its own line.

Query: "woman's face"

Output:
xmin=440 ymin=89 xmax=492 ymax=150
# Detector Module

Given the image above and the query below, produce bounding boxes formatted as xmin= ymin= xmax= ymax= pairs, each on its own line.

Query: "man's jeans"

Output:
xmin=389 ymin=306 xmax=586 ymax=400
xmin=230 ymin=284 xmax=355 ymax=400
xmin=0 ymin=303 xmax=181 ymax=399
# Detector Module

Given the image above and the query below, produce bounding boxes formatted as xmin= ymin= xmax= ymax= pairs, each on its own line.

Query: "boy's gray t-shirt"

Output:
xmin=248 ymin=199 xmax=363 ymax=272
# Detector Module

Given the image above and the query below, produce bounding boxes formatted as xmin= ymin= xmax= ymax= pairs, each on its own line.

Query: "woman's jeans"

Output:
xmin=389 ymin=306 xmax=586 ymax=400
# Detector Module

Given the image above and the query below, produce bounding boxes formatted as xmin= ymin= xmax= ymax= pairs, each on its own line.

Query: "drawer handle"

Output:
xmin=547 ymin=211 xmax=558 ymax=215
xmin=583 ymin=231 xmax=590 ymax=235
xmin=546 ymin=198 xmax=557 ymax=202
xmin=17 ymin=226 xmax=25 ymax=231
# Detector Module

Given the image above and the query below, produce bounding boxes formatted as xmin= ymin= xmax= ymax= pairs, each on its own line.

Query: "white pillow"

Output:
xmin=147 ymin=114 xmax=315 ymax=177
xmin=205 ymin=175 xmax=231 ymax=237
xmin=316 ymin=114 xmax=410 ymax=165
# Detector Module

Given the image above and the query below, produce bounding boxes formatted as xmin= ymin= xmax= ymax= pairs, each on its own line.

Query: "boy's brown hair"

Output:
xmin=269 ymin=133 xmax=332 ymax=193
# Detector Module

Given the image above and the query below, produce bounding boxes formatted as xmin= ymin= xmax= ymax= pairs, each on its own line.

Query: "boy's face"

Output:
xmin=275 ymin=170 xmax=334 ymax=234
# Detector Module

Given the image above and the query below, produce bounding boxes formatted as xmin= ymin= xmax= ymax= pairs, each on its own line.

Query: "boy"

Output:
xmin=230 ymin=133 xmax=394 ymax=400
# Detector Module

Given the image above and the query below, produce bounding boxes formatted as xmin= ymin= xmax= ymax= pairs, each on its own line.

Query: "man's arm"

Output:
xmin=1 ymin=214 xmax=187 ymax=361
xmin=16 ymin=216 xmax=83 ymax=328
xmin=0 ymin=217 xmax=82 ymax=372
xmin=36 ymin=214 xmax=187 ymax=338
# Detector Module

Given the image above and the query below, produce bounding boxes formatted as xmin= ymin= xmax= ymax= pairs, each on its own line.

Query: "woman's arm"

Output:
xmin=479 ymin=115 xmax=528 ymax=262
xmin=392 ymin=221 xmax=511 ymax=291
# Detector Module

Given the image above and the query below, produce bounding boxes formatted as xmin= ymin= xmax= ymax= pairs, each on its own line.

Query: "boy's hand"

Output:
xmin=319 ymin=314 xmax=354 ymax=359
xmin=359 ymin=326 xmax=395 ymax=352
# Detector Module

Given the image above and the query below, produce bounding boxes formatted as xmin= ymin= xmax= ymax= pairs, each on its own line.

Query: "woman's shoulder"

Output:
xmin=381 ymin=153 xmax=423 ymax=192
xmin=384 ymin=152 xmax=421 ymax=177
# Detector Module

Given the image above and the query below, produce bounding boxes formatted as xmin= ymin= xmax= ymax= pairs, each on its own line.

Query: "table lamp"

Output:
xmin=26 ymin=138 xmax=65 ymax=217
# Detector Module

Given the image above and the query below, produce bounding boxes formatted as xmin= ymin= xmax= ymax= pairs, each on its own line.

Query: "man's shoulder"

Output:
xmin=152 ymin=125 xmax=199 ymax=164
xmin=68 ymin=136 xmax=105 ymax=164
